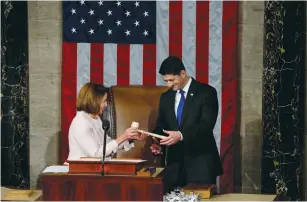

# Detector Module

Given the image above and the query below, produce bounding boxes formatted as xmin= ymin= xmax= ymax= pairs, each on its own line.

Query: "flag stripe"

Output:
xmin=156 ymin=1 xmax=169 ymax=86
xmin=117 ymin=44 xmax=130 ymax=86
xmin=196 ymin=1 xmax=209 ymax=84
xmin=90 ymin=43 xmax=104 ymax=84
xmin=208 ymin=1 xmax=223 ymax=193
xmin=169 ymin=0 xmax=182 ymax=58
xmin=104 ymin=44 xmax=117 ymax=87
xmin=182 ymin=1 xmax=196 ymax=79
xmin=61 ymin=42 xmax=77 ymax=162
xmin=143 ymin=44 xmax=156 ymax=86
xmin=130 ymin=45 xmax=143 ymax=85
xmin=220 ymin=1 xmax=238 ymax=194
xmin=77 ymin=43 xmax=90 ymax=94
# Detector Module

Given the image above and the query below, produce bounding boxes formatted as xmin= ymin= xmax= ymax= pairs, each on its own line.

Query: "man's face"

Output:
xmin=162 ymin=70 xmax=186 ymax=91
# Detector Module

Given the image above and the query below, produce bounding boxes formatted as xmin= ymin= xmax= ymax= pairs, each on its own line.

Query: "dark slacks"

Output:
xmin=162 ymin=154 xmax=217 ymax=194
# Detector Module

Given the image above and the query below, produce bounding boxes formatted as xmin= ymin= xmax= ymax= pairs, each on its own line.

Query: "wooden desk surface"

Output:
xmin=41 ymin=167 xmax=164 ymax=177
xmin=1 ymin=187 xmax=42 ymax=201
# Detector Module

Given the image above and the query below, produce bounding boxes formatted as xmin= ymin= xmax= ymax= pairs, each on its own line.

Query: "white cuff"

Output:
xmin=179 ymin=131 xmax=183 ymax=141
xmin=119 ymin=140 xmax=135 ymax=151
xmin=108 ymin=140 xmax=119 ymax=154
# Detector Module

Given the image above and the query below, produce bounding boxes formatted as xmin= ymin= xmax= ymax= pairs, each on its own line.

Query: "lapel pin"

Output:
xmin=190 ymin=93 xmax=194 ymax=96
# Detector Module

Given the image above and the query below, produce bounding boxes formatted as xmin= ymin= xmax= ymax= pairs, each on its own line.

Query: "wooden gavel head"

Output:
xmin=131 ymin=122 xmax=139 ymax=129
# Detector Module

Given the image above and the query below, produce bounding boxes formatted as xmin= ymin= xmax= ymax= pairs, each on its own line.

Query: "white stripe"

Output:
xmin=130 ymin=45 xmax=143 ymax=85
xmin=77 ymin=43 xmax=90 ymax=94
xmin=209 ymin=1 xmax=223 ymax=193
xmin=156 ymin=1 xmax=169 ymax=86
xmin=103 ymin=44 xmax=117 ymax=87
xmin=182 ymin=1 xmax=196 ymax=78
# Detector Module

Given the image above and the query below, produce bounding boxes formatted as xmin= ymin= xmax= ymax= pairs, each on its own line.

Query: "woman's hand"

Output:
xmin=116 ymin=127 xmax=146 ymax=145
xmin=126 ymin=128 xmax=147 ymax=141
xmin=124 ymin=127 xmax=139 ymax=140
xmin=115 ymin=127 xmax=135 ymax=144
xmin=130 ymin=130 xmax=146 ymax=141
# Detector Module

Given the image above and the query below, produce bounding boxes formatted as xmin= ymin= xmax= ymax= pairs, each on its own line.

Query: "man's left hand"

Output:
xmin=160 ymin=130 xmax=181 ymax=146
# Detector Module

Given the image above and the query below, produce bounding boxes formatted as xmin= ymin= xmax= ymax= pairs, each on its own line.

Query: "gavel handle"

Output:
xmin=137 ymin=130 xmax=166 ymax=139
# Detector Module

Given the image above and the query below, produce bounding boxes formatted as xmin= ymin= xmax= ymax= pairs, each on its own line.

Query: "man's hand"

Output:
xmin=160 ymin=129 xmax=181 ymax=146
xmin=150 ymin=137 xmax=162 ymax=155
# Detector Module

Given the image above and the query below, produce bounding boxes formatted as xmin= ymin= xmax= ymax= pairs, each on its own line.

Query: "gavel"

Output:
xmin=131 ymin=122 xmax=166 ymax=140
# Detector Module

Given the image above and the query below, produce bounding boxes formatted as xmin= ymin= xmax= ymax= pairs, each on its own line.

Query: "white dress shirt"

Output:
xmin=66 ymin=111 xmax=134 ymax=161
xmin=174 ymin=77 xmax=192 ymax=140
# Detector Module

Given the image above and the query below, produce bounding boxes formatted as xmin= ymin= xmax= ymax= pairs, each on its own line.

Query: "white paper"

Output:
xmin=105 ymin=159 xmax=147 ymax=163
xmin=77 ymin=157 xmax=103 ymax=162
xmin=77 ymin=157 xmax=147 ymax=163
xmin=42 ymin=165 xmax=69 ymax=173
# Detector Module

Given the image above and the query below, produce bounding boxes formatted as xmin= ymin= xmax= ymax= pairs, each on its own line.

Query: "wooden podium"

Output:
xmin=41 ymin=158 xmax=164 ymax=201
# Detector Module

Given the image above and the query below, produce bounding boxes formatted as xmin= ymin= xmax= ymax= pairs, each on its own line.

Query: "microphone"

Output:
xmin=101 ymin=120 xmax=110 ymax=176
xmin=102 ymin=120 xmax=110 ymax=131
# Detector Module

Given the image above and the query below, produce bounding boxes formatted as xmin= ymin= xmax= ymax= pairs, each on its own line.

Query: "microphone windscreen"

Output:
xmin=102 ymin=120 xmax=110 ymax=131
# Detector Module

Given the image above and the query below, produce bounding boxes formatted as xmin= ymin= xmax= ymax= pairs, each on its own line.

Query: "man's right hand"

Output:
xmin=150 ymin=137 xmax=162 ymax=155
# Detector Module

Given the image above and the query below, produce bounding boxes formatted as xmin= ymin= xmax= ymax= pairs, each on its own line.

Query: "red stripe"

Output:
xmin=61 ymin=42 xmax=77 ymax=163
xmin=90 ymin=43 xmax=104 ymax=84
xmin=196 ymin=1 xmax=209 ymax=84
xmin=117 ymin=44 xmax=130 ymax=85
xmin=220 ymin=1 xmax=238 ymax=194
xmin=143 ymin=44 xmax=156 ymax=85
xmin=169 ymin=1 xmax=182 ymax=58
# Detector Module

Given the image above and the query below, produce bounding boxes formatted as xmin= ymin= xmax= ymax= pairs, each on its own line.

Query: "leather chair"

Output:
xmin=102 ymin=85 xmax=168 ymax=166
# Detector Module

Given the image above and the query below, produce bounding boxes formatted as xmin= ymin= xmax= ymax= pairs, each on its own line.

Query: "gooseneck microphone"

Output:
xmin=101 ymin=120 xmax=110 ymax=176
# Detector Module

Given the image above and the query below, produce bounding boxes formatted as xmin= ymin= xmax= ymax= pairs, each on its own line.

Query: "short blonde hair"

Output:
xmin=76 ymin=82 xmax=108 ymax=114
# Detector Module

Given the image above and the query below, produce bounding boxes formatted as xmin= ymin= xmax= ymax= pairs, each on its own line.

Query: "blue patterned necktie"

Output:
xmin=177 ymin=90 xmax=185 ymax=125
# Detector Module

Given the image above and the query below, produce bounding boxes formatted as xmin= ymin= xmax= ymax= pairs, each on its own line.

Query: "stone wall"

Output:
xmin=235 ymin=1 xmax=264 ymax=193
xmin=28 ymin=1 xmax=62 ymax=187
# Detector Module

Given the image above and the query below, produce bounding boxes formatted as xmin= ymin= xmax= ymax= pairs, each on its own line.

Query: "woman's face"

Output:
xmin=99 ymin=94 xmax=108 ymax=115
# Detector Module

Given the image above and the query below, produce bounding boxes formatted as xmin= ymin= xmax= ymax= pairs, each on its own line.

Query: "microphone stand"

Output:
xmin=101 ymin=120 xmax=110 ymax=176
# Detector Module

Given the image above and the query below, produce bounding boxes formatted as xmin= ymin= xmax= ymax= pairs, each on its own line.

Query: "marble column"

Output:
xmin=1 ymin=1 xmax=29 ymax=188
xmin=261 ymin=1 xmax=305 ymax=200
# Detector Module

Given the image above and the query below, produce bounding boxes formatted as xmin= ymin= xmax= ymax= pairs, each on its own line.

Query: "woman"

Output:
xmin=66 ymin=82 xmax=144 ymax=161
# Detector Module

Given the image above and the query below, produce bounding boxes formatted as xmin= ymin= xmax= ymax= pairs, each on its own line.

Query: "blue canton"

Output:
xmin=63 ymin=1 xmax=156 ymax=44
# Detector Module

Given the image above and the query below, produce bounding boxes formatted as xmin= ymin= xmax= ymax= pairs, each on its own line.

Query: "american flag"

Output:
xmin=61 ymin=1 xmax=238 ymax=194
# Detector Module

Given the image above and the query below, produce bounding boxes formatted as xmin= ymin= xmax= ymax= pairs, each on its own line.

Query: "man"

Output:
xmin=150 ymin=56 xmax=223 ymax=193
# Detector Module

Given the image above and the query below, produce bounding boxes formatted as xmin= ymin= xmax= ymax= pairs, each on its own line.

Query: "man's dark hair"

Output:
xmin=159 ymin=56 xmax=185 ymax=76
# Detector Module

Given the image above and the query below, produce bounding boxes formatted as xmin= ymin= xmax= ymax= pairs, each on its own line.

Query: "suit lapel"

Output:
xmin=180 ymin=79 xmax=196 ymax=127
xmin=167 ymin=90 xmax=179 ymax=129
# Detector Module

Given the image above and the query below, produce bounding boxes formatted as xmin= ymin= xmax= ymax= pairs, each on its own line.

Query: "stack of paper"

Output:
xmin=42 ymin=165 xmax=69 ymax=173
